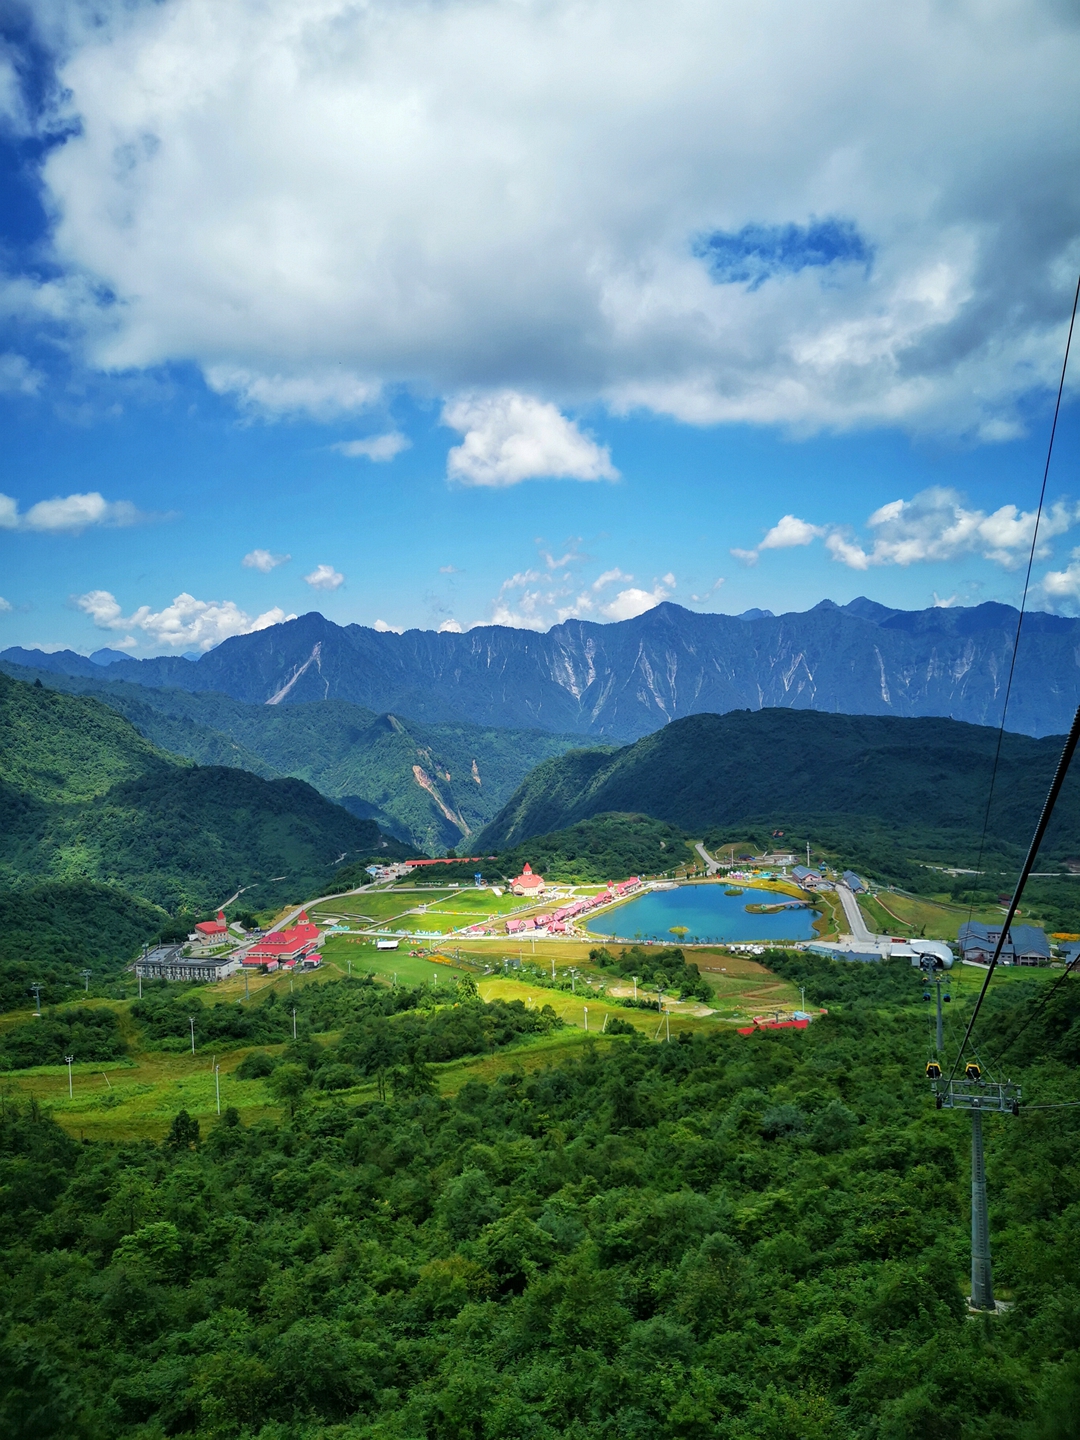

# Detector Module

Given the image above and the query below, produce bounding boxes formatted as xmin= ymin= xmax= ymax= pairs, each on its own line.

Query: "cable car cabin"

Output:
xmin=925 ymin=1061 xmax=942 ymax=1080
xmin=964 ymin=1062 xmax=982 ymax=1081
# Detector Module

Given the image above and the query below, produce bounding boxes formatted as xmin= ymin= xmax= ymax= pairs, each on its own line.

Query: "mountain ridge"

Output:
xmin=475 ymin=707 xmax=1080 ymax=858
xmin=6 ymin=595 xmax=1080 ymax=739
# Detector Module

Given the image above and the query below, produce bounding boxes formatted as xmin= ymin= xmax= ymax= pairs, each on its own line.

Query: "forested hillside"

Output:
xmin=1 ymin=959 xmax=1078 ymax=1439
xmin=478 ymin=709 xmax=1080 ymax=869
xmin=0 ymin=662 xmax=579 ymax=852
xmin=0 ymin=673 xmax=409 ymax=913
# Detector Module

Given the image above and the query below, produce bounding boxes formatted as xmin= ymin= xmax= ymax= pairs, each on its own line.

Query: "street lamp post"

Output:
xmin=583 ymin=1005 xmax=588 ymax=1032
xmin=214 ymin=1064 xmax=221 ymax=1116
xmin=189 ymin=1017 xmax=195 ymax=1055
xmin=65 ymin=1055 xmax=74 ymax=1098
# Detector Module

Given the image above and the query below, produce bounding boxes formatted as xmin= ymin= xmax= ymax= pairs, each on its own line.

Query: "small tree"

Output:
xmin=266 ymin=1063 xmax=308 ymax=1116
xmin=164 ymin=1109 xmax=200 ymax=1151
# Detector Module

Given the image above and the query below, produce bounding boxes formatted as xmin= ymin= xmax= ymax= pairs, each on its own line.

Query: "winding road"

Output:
xmin=835 ymin=881 xmax=874 ymax=943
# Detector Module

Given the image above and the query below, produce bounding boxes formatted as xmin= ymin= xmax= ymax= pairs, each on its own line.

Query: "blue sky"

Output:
xmin=1 ymin=1 xmax=1079 ymax=655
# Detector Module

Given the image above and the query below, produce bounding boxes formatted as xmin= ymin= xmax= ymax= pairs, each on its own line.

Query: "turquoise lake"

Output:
xmin=586 ymin=884 xmax=820 ymax=944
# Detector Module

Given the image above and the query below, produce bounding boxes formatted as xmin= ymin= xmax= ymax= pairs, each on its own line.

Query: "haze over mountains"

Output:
xmin=7 ymin=597 xmax=1076 ymax=740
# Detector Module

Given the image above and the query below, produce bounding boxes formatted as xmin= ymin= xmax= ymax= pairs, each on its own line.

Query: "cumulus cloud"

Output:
xmin=13 ymin=0 xmax=1079 ymax=435
xmin=437 ymin=618 xmax=463 ymax=633
xmin=75 ymin=589 xmax=294 ymax=651
xmin=1042 ymin=551 xmax=1080 ymax=600
xmin=0 ymin=353 xmax=44 ymax=396
xmin=333 ymin=433 xmax=411 ymax=462
xmin=0 ymin=491 xmax=145 ymax=533
xmin=444 ymin=394 xmax=618 ymax=486
xmin=304 ymin=563 xmax=345 ymax=591
xmin=732 ymin=514 xmax=824 ymax=565
xmin=599 ymin=583 xmax=672 ymax=621
xmin=0 ymin=596 xmax=12 ymax=613
xmin=825 ymin=488 xmax=1075 ymax=570
xmin=242 ymin=548 xmax=290 ymax=572
xmin=372 ymin=618 xmax=403 ymax=633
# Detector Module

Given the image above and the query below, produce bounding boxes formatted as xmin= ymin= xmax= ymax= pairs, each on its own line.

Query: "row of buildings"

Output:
xmin=502 ymin=875 xmax=642 ymax=936
xmin=137 ymin=911 xmax=325 ymax=983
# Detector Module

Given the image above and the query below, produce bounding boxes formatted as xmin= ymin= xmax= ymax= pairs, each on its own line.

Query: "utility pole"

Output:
xmin=583 ymin=1005 xmax=588 ymax=1032
xmin=214 ymin=1064 xmax=221 ymax=1116
xmin=30 ymin=984 xmax=42 ymax=1016
xmin=244 ymin=968 xmax=249 ymax=1000
xmin=551 ymin=956 xmax=555 ymax=980
xmin=65 ymin=1055 xmax=74 ymax=1098
xmin=292 ymin=1006 xmax=297 ymax=1040
xmin=632 ymin=975 xmax=638 ymax=1000
xmin=189 ymin=1017 xmax=195 ymax=1054
xmin=80 ymin=969 xmax=92 ymax=993
xmin=666 ymin=1011 xmax=671 ymax=1043
xmin=138 ymin=972 xmax=142 ymax=999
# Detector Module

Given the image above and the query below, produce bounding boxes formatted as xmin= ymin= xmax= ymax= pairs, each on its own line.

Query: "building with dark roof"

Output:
xmin=842 ymin=870 xmax=865 ymax=892
xmin=137 ymin=945 xmax=242 ymax=982
xmin=957 ymin=921 xmax=1051 ymax=966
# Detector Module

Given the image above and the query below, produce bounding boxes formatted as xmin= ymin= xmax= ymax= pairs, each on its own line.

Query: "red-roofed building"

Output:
xmin=242 ymin=911 xmax=323 ymax=969
xmin=510 ymin=863 xmax=546 ymax=897
xmin=190 ymin=910 xmax=228 ymax=947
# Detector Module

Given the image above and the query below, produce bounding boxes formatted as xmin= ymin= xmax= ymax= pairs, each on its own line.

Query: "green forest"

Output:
xmin=0 ymin=661 xmax=580 ymax=853
xmin=0 ymin=673 xmax=409 ymax=915
xmin=2 ymin=957 xmax=1079 ymax=1440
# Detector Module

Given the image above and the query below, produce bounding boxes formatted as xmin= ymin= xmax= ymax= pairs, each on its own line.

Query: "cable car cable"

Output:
xmin=948 ymin=700 xmax=1080 ymax=1081
xmin=993 ymin=951 xmax=1080 ymax=1068
xmin=959 ymin=271 xmax=1080 ymax=943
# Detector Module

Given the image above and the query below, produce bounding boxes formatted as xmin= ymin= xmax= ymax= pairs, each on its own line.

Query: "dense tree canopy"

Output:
xmin=1 ymin=958 xmax=1079 ymax=1439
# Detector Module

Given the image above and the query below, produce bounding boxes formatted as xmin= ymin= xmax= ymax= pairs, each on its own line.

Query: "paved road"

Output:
xmin=695 ymin=842 xmax=721 ymax=875
xmin=835 ymin=882 xmax=874 ymax=943
xmin=266 ymin=882 xmax=375 ymax=933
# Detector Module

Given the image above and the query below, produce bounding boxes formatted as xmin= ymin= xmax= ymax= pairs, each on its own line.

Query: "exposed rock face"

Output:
xmin=7 ymin=596 xmax=1078 ymax=740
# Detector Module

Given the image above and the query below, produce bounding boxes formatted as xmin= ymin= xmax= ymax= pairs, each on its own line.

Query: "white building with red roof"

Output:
xmin=510 ymin=863 xmax=546 ymax=897
xmin=242 ymin=911 xmax=324 ymax=970
xmin=189 ymin=910 xmax=229 ymax=947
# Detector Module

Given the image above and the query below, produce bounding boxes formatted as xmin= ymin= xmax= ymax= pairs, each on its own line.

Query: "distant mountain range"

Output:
xmin=6 ymin=596 xmax=1077 ymax=739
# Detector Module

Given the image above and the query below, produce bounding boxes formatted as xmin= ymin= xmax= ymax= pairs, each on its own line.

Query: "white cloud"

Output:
xmin=242 ymin=548 xmax=291 ymax=572
xmin=600 ymin=582 xmax=672 ymax=621
xmin=303 ymin=563 xmax=345 ymax=590
xmin=439 ymin=565 xmax=462 ymax=575
xmin=1043 ymin=550 xmax=1080 ymax=600
xmin=0 ymin=491 xmax=144 ymax=533
xmin=373 ymin=618 xmax=403 ymax=633
xmin=204 ymin=367 xmax=380 ymax=419
xmin=732 ymin=514 xmax=823 ymax=564
xmin=333 ymin=432 xmax=411 ymax=462
xmin=0 ymin=595 xmax=12 ymax=613
xmin=0 ymin=353 xmax=44 ymax=396
xmin=827 ymin=488 xmax=1076 ymax=570
xmin=437 ymin=618 xmax=463 ymax=633
xmin=444 ymin=393 xmax=618 ymax=487
xmin=75 ymin=589 xmax=294 ymax=650
xmin=19 ymin=0 xmax=1080 ymax=436
xmin=592 ymin=568 xmax=631 ymax=591
xmin=690 ymin=578 xmax=725 ymax=603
